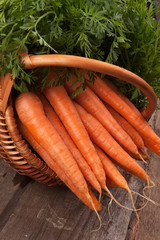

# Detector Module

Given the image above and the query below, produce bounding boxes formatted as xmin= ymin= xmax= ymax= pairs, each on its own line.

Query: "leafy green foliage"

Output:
xmin=113 ymin=0 xmax=160 ymax=108
xmin=69 ymin=69 xmax=97 ymax=99
xmin=0 ymin=0 xmax=160 ymax=108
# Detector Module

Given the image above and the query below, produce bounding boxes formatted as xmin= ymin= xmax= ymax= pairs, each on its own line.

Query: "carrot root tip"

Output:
xmin=87 ymin=194 xmax=102 ymax=232
xmin=98 ymin=190 xmax=102 ymax=203
xmin=131 ymin=190 xmax=160 ymax=207
xmin=142 ymin=148 xmax=151 ymax=161
xmin=138 ymin=152 xmax=147 ymax=164
xmin=127 ymin=189 xmax=139 ymax=223
xmin=103 ymin=185 xmax=142 ymax=212
xmin=107 ymin=199 xmax=113 ymax=220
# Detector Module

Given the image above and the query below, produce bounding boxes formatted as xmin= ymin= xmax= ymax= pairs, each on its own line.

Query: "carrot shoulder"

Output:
xmin=17 ymin=119 xmax=101 ymax=211
xmin=64 ymin=71 xmax=138 ymax=155
xmin=15 ymin=92 xmax=90 ymax=197
xmin=43 ymin=71 xmax=106 ymax=189
xmin=39 ymin=93 xmax=101 ymax=193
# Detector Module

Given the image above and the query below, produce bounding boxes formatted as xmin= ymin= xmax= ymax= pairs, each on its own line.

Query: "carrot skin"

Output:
xmin=105 ymin=103 xmax=145 ymax=150
xmin=102 ymin=79 xmax=141 ymax=117
xmin=64 ymin=71 xmax=138 ymax=155
xmin=39 ymin=93 xmax=101 ymax=193
xmin=102 ymin=79 xmax=160 ymax=157
xmin=94 ymin=144 xmax=129 ymax=191
xmin=88 ymin=74 xmax=160 ymax=151
xmin=74 ymin=102 xmax=150 ymax=182
xmin=43 ymin=71 xmax=106 ymax=189
xmin=120 ymin=147 xmax=148 ymax=161
xmin=105 ymin=177 xmax=120 ymax=188
xmin=17 ymin=119 xmax=101 ymax=211
xmin=15 ymin=92 xmax=90 ymax=196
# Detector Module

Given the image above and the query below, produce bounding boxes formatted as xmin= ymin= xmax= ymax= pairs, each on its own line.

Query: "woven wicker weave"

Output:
xmin=0 ymin=53 xmax=157 ymax=185
xmin=0 ymin=72 xmax=62 ymax=186
xmin=0 ymin=101 xmax=62 ymax=186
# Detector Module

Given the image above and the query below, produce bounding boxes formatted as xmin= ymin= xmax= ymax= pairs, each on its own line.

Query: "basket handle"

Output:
xmin=0 ymin=53 xmax=157 ymax=120
xmin=22 ymin=54 xmax=157 ymax=120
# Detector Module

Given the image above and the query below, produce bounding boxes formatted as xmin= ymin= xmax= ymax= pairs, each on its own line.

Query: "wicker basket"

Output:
xmin=0 ymin=53 xmax=157 ymax=186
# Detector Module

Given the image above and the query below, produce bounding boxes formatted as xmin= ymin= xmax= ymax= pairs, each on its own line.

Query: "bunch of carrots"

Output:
xmin=15 ymin=68 xmax=160 ymax=220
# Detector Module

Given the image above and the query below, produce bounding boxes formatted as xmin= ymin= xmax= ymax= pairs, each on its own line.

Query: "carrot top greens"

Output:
xmin=0 ymin=0 xmax=160 ymax=108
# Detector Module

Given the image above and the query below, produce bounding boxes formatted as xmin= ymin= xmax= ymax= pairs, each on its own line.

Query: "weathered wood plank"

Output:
xmin=0 ymin=161 xmax=145 ymax=240
xmin=126 ymin=107 xmax=160 ymax=240
xmin=0 ymin=159 xmax=30 ymax=231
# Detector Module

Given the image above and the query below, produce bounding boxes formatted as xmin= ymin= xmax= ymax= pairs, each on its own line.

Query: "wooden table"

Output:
xmin=0 ymin=105 xmax=160 ymax=240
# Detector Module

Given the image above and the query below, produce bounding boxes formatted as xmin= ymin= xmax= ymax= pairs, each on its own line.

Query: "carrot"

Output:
xmin=43 ymin=71 xmax=107 ymax=191
xmin=121 ymin=147 xmax=148 ymax=161
xmin=104 ymin=103 xmax=145 ymax=150
xmin=17 ymin=118 xmax=101 ymax=211
xmin=94 ymin=139 xmax=139 ymax=216
xmin=43 ymin=77 xmax=138 ymax=213
xmin=105 ymin=177 xmax=120 ymax=188
xmin=74 ymin=101 xmax=151 ymax=183
xmin=39 ymin=93 xmax=101 ymax=193
xmin=100 ymin=77 xmax=146 ymax=122
xmin=64 ymin=71 xmax=139 ymax=155
xmin=100 ymin=79 xmax=159 ymax=157
xmin=87 ymin=73 xmax=160 ymax=156
xmin=94 ymin=144 xmax=129 ymax=191
xmin=15 ymin=92 xmax=94 ymax=204
xmin=102 ymin=78 xmax=141 ymax=117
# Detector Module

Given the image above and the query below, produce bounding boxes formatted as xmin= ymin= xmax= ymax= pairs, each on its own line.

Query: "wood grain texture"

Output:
xmin=0 ymin=173 xmax=144 ymax=240
xmin=0 ymin=160 xmax=30 ymax=231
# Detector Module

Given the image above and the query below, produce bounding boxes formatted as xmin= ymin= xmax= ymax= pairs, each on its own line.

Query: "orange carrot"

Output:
xmin=17 ymin=118 xmax=101 ymax=211
xmin=87 ymin=73 xmax=160 ymax=156
xmin=94 ymin=144 xmax=129 ymax=191
xmin=101 ymin=78 xmax=143 ymax=118
xmin=121 ymin=147 xmax=148 ymax=161
xmin=64 ymin=71 xmax=139 ymax=155
xmin=43 ymin=71 xmax=106 ymax=190
xmin=39 ymin=93 xmax=101 ymax=193
xmin=74 ymin=101 xmax=151 ymax=182
xmin=15 ymin=92 xmax=93 ymax=201
xmin=101 ymin=79 xmax=159 ymax=156
xmin=105 ymin=103 xmax=145 ymax=150
xmin=105 ymin=177 xmax=120 ymax=188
